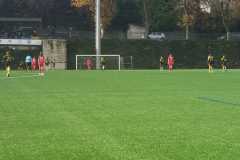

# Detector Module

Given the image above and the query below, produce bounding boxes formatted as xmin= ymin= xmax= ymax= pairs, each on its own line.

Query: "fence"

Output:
xmin=1 ymin=27 xmax=240 ymax=41
xmin=46 ymin=31 xmax=240 ymax=41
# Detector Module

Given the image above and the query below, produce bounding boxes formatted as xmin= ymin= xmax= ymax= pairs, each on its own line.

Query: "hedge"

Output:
xmin=67 ymin=39 xmax=240 ymax=69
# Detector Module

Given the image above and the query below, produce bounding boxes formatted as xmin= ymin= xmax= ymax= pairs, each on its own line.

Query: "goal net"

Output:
xmin=76 ymin=55 xmax=121 ymax=70
xmin=121 ymin=56 xmax=134 ymax=69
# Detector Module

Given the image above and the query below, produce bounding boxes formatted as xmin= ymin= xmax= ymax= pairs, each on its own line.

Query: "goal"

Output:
xmin=75 ymin=54 xmax=121 ymax=71
xmin=121 ymin=56 xmax=134 ymax=69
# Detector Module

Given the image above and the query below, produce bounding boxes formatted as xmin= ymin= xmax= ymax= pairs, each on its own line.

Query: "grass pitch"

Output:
xmin=1 ymin=70 xmax=240 ymax=160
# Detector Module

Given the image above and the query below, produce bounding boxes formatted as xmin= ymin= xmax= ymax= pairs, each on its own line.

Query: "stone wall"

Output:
xmin=42 ymin=39 xmax=67 ymax=69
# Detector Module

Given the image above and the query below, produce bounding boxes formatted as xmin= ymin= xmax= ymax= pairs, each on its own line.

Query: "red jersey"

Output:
xmin=168 ymin=55 xmax=174 ymax=65
xmin=38 ymin=55 xmax=45 ymax=66
xmin=32 ymin=57 xmax=36 ymax=65
xmin=86 ymin=58 xmax=92 ymax=66
xmin=85 ymin=58 xmax=93 ymax=69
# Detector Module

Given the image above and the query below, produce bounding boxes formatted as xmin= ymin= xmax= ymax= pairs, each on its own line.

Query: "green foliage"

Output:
xmin=111 ymin=0 xmax=143 ymax=30
xmin=148 ymin=0 xmax=179 ymax=31
xmin=0 ymin=0 xmax=239 ymax=32
xmin=68 ymin=39 xmax=240 ymax=69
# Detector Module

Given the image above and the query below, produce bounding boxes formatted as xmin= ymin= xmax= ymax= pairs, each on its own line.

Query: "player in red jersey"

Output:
xmin=38 ymin=52 xmax=45 ymax=76
xmin=31 ymin=56 xmax=37 ymax=71
xmin=167 ymin=53 xmax=174 ymax=72
xmin=85 ymin=57 xmax=93 ymax=70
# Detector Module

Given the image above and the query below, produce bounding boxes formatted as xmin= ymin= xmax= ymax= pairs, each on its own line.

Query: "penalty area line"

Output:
xmin=198 ymin=96 xmax=240 ymax=107
xmin=0 ymin=74 xmax=41 ymax=80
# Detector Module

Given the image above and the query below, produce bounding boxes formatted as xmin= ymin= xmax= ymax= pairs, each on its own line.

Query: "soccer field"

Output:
xmin=1 ymin=70 xmax=240 ymax=160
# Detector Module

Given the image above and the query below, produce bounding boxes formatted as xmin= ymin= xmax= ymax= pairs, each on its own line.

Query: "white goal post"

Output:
xmin=75 ymin=54 xmax=121 ymax=71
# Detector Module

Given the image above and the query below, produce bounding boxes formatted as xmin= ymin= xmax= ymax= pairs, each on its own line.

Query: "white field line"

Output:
xmin=0 ymin=74 xmax=41 ymax=80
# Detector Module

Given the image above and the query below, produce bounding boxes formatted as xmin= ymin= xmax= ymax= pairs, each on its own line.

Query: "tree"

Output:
xmin=220 ymin=0 xmax=232 ymax=40
xmin=15 ymin=0 xmax=31 ymax=16
xmin=71 ymin=0 xmax=89 ymax=8
xmin=192 ymin=0 xmax=217 ymax=33
xmin=178 ymin=0 xmax=199 ymax=40
xmin=71 ymin=0 xmax=117 ymax=31
xmin=210 ymin=0 xmax=238 ymax=40
xmin=111 ymin=0 xmax=143 ymax=30
xmin=142 ymin=0 xmax=150 ymax=36
xmin=149 ymin=0 xmax=178 ymax=32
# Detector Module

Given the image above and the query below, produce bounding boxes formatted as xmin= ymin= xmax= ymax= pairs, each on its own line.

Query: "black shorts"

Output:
xmin=208 ymin=61 xmax=213 ymax=66
xmin=26 ymin=62 xmax=31 ymax=68
xmin=5 ymin=61 xmax=10 ymax=67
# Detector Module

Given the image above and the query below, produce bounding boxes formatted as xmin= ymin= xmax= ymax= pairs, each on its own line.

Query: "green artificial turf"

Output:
xmin=1 ymin=70 xmax=240 ymax=160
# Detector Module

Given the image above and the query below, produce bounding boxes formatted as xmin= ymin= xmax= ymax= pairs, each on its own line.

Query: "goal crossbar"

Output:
xmin=76 ymin=54 xmax=121 ymax=71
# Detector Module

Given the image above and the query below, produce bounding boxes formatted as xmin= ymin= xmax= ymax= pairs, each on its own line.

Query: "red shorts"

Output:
xmin=168 ymin=65 xmax=173 ymax=69
xmin=39 ymin=63 xmax=44 ymax=67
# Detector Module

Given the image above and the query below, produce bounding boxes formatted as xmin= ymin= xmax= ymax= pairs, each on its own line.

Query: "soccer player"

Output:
xmin=167 ymin=53 xmax=174 ymax=72
xmin=45 ymin=57 xmax=50 ymax=70
xmin=38 ymin=52 xmax=45 ymax=76
xmin=2 ymin=51 xmax=14 ymax=77
xmin=85 ymin=57 xmax=93 ymax=70
xmin=208 ymin=53 xmax=214 ymax=72
xmin=101 ymin=57 xmax=106 ymax=70
xmin=160 ymin=56 xmax=164 ymax=70
xmin=84 ymin=57 xmax=93 ymax=70
xmin=50 ymin=57 xmax=56 ymax=69
xmin=220 ymin=55 xmax=227 ymax=71
xmin=25 ymin=55 xmax=32 ymax=71
xmin=31 ymin=56 xmax=37 ymax=71
xmin=18 ymin=61 xmax=24 ymax=70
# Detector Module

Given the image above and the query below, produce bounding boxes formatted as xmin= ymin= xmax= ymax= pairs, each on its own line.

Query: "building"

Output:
xmin=127 ymin=24 xmax=146 ymax=40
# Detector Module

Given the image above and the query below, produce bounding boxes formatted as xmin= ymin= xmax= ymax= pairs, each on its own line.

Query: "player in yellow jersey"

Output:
xmin=220 ymin=55 xmax=227 ymax=71
xmin=207 ymin=54 xmax=214 ymax=72
xmin=2 ymin=51 xmax=14 ymax=77
xmin=159 ymin=56 xmax=164 ymax=70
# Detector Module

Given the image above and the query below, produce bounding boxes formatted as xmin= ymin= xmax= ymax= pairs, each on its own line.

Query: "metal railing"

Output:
xmin=1 ymin=29 xmax=240 ymax=41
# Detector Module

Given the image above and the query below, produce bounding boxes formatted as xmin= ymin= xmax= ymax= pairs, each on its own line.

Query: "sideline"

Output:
xmin=0 ymin=74 xmax=41 ymax=80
